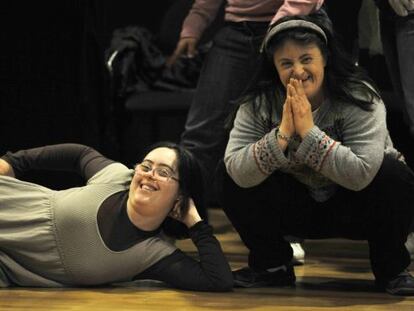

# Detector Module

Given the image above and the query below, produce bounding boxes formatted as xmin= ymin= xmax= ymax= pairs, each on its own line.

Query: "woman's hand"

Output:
xmin=280 ymin=86 xmax=296 ymax=137
xmin=0 ymin=159 xmax=15 ymax=177
xmin=181 ymin=198 xmax=202 ymax=228
xmin=389 ymin=0 xmax=414 ymax=17
xmin=166 ymin=37 xmax=198 ymax=67
xmin=289 ymin=79 xmax=314 ymax=139
xmin=170 ymin=197 xmax=202 ymax=228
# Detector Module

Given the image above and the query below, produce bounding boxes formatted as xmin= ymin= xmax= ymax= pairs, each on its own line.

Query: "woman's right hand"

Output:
xmin=166 ymin=37 xmax=198 ymax=67
xmin=0 ymin=159 xmax=15 ymax=177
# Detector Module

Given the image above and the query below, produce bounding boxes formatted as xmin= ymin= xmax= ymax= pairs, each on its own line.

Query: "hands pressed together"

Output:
xmin=278 ymin=78 xmax=315 ymax=146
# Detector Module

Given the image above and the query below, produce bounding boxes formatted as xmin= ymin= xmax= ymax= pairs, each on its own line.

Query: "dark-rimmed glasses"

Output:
xmin=135 ymin=162 xmax=179 ymax=182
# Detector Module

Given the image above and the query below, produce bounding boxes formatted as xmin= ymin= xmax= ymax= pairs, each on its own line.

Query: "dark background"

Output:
xmin=0 ymin=0 xmax=412 ymax=188
xmin=0 ymin=0 xmax=179 ymax=155
xmin=0 ymin=0 xmax=191 ymax=187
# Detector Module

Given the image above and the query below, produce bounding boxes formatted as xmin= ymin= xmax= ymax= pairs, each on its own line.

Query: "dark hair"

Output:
xmin=228 ymin=10 xmax=381 ymax=129
xmin=141 ymin=141 xmax=206 ymax=239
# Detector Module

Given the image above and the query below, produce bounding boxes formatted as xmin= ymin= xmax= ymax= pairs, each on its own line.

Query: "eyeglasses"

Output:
xmin=135 ymin=162 xmax=179 ymax=182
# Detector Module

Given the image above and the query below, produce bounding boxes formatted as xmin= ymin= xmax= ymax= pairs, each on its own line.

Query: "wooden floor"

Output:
xmin=1 ymin=209 xmax=414 ymax=311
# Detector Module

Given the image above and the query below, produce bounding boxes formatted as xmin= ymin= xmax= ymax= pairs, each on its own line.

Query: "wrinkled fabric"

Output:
xmin=0 ymin=264 xmax=11 ymax=287
xmin=105 ymin=26 xmax=208 ymax=99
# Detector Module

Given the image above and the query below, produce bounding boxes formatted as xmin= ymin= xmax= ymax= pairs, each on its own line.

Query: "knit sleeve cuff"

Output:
xmin=252 ymin=128 xmax=290 ymax=175
xmin=295 ymin=126 xmax=337 ymax=171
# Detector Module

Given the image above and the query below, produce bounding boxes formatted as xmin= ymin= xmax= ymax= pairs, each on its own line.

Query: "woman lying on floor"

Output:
xmin=0 ymin=142 xmax=232 ymax=291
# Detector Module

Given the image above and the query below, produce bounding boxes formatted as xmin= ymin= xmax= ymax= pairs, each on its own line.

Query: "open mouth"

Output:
xmin=301 ymin=76 xmax=311 ymax=83
xmin=288 ymin=76 xmax=311 ymax=86
xmin=140 ymin=183 xmax=157 ymax=191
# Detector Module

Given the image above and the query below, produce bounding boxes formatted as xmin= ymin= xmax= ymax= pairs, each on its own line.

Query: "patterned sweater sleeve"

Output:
xmin=295 ymin=101 xmax=388 ymax=191
xmin=224 ymin=103 xmax=290 ymax=187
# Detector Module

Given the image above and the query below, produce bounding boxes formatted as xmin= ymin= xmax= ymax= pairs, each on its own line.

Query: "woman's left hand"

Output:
xmin=289 ymin=79 xmax=314 ymax=138
xmin=182 ymin=198 xmax=202 ymax=228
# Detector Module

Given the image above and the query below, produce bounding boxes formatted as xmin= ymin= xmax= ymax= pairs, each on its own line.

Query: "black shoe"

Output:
xmin=385 ymin=271 xmax=414 ymax=296
xmin=233 ymin=265 xmax=296 ymax=288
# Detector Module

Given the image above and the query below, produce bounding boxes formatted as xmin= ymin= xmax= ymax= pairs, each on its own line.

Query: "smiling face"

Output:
xmin=128 ymin=147 xmax=180 ymax=220
xmin=273 ymin=39 xmax=326 ymax=107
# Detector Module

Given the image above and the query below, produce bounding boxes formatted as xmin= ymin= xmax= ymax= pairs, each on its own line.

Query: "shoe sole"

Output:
xmin=386 ymin=287 xmax=414 ymax=296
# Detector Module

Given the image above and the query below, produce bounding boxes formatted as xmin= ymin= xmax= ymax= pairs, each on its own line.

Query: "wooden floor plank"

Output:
xmin=1 ymin=208 xmax=413 ymax=311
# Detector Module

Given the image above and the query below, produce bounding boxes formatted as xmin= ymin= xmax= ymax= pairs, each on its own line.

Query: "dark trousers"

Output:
xmin=324 ymin=0 xmax=363 ymax=62
xmin=180 ymin=22 xmax=268 ymax=186
xmin=217 ymin=155 xmax=414 ymax=284
xmin=379 ymin=14 xmax=414 ymax=135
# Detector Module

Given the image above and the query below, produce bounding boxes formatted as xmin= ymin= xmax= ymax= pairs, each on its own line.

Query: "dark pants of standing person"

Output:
xmin=324 ymin=0 xmax=363 ymax=62
xmin=217 ymin=155 xmax=414 ymax=285
xmin=379 ymin=13 xmax=414 ymax=137
xmin=180 ymin=22 xmax=268 ymax=193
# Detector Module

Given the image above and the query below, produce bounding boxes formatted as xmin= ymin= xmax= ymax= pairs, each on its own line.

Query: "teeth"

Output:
xmin=142 ymin=184 xmax=156 ymax=191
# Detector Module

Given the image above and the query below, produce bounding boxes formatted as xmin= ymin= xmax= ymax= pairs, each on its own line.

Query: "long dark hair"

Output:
xmin=141 ymin=141 xmax=206 ymax=239
xmin=229 ymin=10 xmax=381 ymax=129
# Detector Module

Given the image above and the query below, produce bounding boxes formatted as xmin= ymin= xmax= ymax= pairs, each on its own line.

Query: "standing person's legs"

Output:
xmin=395 ymin=16 xmax=414 ymax=136
xmin=180 ymin=23 xmax=267 ymax=187
xmin=387 ymin=14 xmax=414 ymax=257
xmin=325 ymin=0 xmax=363 ymax=62
xmin=379 ymin=16 xmax=407 ymax=116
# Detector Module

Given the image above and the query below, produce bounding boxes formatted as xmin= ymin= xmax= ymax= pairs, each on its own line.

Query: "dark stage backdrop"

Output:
xmin=1 ymin=0 xmax=411 ymax=186
xmin=0 ymin=1 xmax=110 ymax=156
xmin=0 ymin=0 xmax=176 ymax=187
